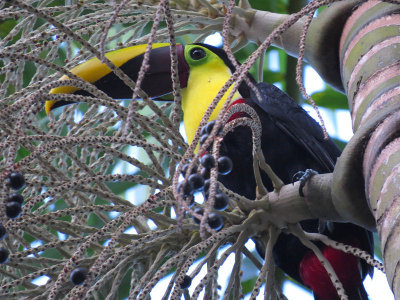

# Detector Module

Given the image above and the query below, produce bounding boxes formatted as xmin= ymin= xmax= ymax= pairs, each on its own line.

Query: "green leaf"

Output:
xmin=263 ymin=70 xmax=284 ymax=84
xmin=374 ymin=232 xmax=382 ymax=260
xmin=16 ymin=146 xmax=30 ymax=162
xmin=311 ymin=87 xmax=348 ymax=110
xmin=241 ymin=277 xmax=257 ymax=294
xmin=0 ymin=19 xmax=17 ymax=38
xmin=106 ymin=180 xmax=138 ymax=195
xmin=249 ymin=0 xmax=288 ymax=13
xmin=23 ymin=61 xmax=37 ymax=88
xmin=331 ymin=137 xmax=347 ymax=151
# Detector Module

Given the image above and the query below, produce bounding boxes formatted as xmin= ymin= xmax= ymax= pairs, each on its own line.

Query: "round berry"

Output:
xmin=188 ymin=174 xmax=204 ymax=191
xmin=7 ymin=172 xmax=25 ymax=190
xmin=177 ymin=181 xmax=194 ymax=197
xmin=6 ymin=202 xmax=22 ymax=219
xmin=199 ymin=134 xmax=209 ymax=146
xmin=200 ymin=167 xmax=210 ymax=179
xmin=200 ymin=154 xmax=215 ymax=170
xmin=205 ymin=120 xmax=223 ymax=135
xmin=203 ymin=185 xmax=220 ymax=201
xmin=200 ymin=123 xmax=209 ymax=136
xmin=208 ymin=212 xmax=224 ymax=231
xmin=70 ymin=267 xmax=87 ymax=285
xmin=181 ymin=163 xmax=198 ymax=176
xmin=192 ymin=207 xmax=203 ymax=224
xmin=203 ymin=182 xmax=220 ymax=199
xmin=205 ymin=120 xmax=216 ymax=134
xmin=180 ymin=275 xmax=192 ymax=289
xmin=0 ymin=247 xmax=9 ymax=264
xmin=214 ymin=193 xmax=229 ymax=211
xmin=203 ymin=179 xmax=210 ymax=193
xmin=8 ymin=193 xmax=24 ymax=205
xmin=0 ymin=224 xmax=6 ymax=240
xmin=218 ymin=156 xmax=233 ymax=175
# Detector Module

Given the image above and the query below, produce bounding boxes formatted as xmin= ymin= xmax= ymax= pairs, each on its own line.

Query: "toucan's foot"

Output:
xmin=293 ymin=169 xmax=318 ymax=197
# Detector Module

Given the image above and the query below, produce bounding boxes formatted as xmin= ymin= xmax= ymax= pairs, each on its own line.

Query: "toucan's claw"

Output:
xmin=292 ymin=169 xmax=318 ymax=197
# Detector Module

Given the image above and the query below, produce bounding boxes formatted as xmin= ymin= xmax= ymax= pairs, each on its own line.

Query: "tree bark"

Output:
xmin=336 ymin=0 xmax=400 ymax=298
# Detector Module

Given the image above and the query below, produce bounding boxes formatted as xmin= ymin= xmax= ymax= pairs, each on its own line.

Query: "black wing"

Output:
xmin=250 ymin=82 xmax=341 ymax=173
xmin=247 ymin=82 xmax=373 ymax=282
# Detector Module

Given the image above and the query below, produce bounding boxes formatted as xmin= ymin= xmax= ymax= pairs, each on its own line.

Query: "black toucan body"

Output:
xmin=46 ymin=43 xmax=373 ymax=300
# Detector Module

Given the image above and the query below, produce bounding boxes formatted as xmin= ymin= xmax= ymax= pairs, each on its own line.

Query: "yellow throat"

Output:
xmin=181 ymin=48 xmax=241 ymax=145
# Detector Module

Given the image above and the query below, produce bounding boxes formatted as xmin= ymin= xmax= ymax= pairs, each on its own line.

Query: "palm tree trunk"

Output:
xmin=335 ymin=1 xmax=400 ymax=298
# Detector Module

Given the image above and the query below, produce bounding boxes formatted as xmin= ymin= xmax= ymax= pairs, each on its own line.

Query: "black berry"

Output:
xmin=205 ymin=120 xmax=223 ymax=135
xmin=181 ymin=163 xmax=198 ymax=176
xmin=6 ymin=202 xmax=22 ymax=219
xmin=200 ymin=123 xmax=208 ymax=136
xmin=200 ymin=167 xmax=210 ymax=179
xmin=0 ymin=224 xmax=6 ymax=240
xmin=200 ymin=154 xmax=215 ymax=169
xmin=177 ymin=181 xmax=194 ymax=197
xmin=188 ymin=174 xmax=204 ymax=191
xmin=208 ymin=212 xmax=224 ymax=231
xmin=192 ymin=207 xmax=203 ymax=224
xmin=203 ymin=179 xmax=210 ymax=193
xmin=203 ymin=181 xmax=220 ymax=199
xmin=205 ymin=120 xmax=216 ymax=134
xmin=8 ymin=193 xmax=24 ymax=205
xmin=214 ymin=193 xmax=229 ymax=211
xmin=180 ymin=275 xmax=192 ymax=289
xmin=218 ymin=156 xmax=233 ymax=175
xmin=7 ymin=172 xmax=25 ymax=190
xmin=199 ymin=134 xmax=209 ymax=145
xmin=70 ymin=268 xmax=87 ymax=285
xmin=0 ymin=248 xmax=9 ymax=264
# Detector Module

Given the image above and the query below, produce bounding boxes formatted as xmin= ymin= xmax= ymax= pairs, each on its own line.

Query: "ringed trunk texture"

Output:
xmin=337 ymin=0 xmax=400 ymax=298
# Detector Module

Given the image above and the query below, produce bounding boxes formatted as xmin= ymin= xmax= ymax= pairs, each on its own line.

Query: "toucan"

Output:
xmin=46 ymin=43 xmax=373 ymax=300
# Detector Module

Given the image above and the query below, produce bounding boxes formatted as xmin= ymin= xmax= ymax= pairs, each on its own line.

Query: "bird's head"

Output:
xmin=46 ymin=43 xmax=253 ymax=144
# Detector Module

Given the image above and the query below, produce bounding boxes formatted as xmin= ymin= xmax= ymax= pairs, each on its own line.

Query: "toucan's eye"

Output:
xmin=190 ymin=48 xmax=206 ymax=60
